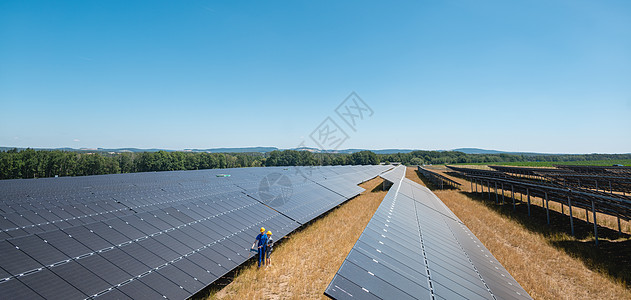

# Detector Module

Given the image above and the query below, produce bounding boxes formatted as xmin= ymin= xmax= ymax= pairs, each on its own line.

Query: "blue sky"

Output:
xmin=1 ymin=1 xmax=629 ymax=153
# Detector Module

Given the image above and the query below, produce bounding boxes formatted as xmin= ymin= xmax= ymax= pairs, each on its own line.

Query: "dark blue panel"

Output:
xmin=50 ymin=261 xmax=110 ymax=298
xmin=17 ymin=268 xmax=86 ymax=300
xmin=37 ymin=230 xmax=92 ymax=258
xmin=116 ymin=279 xmax=163 ymax=300
xmin=155 ymin=263 xmax=205 ymax=294
xmin=99 ymin=248 xmax=149 ymax=277
xmin=0 ymin=240 xmax=43 ymax=276
xmin=63 ymin=226 xmax=112 ymax=251
xmin=138 ymin=270 xmax=191 ymax=299
xmin=77 ymin=253 xmax=130 ymax=286
xmin=0 ymin=278 xmax=45 ymax=300
xmin=325 ymin=274 xmax=381 ymax=300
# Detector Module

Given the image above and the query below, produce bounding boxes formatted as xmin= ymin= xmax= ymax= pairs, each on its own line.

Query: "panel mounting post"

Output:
xmin=568 ymin=194 xmax=575 ymax=236
xmin=545 ymin=192 xmax=550 ymax=225
xmin=511 ymin=185 xmax=515 ymax=211
xmin=527 ymin=188 xmax=531 ymax=216
xmin=592 ymin=200 xmax=598 ymax=246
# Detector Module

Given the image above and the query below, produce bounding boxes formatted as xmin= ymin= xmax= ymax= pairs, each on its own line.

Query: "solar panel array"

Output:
xmin=416 ymin=166 xmax=461 ymax=189
xmin=326 ymin=165 xmax=531 ymax=300
xmin=0 ymin=165 xmax=390 ymax=300
xmin=489 ymin=165 xmax=631 ymax=194
xmin=448 ymin=165 xmax=631 ymax=222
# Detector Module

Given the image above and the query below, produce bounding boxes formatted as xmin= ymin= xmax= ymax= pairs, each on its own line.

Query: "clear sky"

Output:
xmin=1 ymin=1 xmax=630 ymax=153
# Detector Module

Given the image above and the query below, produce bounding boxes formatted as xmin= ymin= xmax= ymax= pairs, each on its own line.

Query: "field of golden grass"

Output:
xmin=200 ymin=177 xmax=388 ymax=300
xmin=407 ymin=166 xmax=631 ymax=300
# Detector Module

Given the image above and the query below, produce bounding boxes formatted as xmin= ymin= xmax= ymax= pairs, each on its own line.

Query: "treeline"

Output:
xmin=264 ymin=150 xmax=379 ymax=166
xmin=0 ymin=149 xmax=379 ymax=180
xmin=1 ymin=148 xmax=629 ymax=180
xmin=380 ymin=151 xmax=631 ymax=165
xmin=0 ymin=149 xmax=265 ymax=179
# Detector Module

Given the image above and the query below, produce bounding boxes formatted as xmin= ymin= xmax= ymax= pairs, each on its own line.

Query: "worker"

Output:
xmin=252 ymin=227 xmax=268 ymax=268
xmin=265 ymin=230 xmax=273 ymax=267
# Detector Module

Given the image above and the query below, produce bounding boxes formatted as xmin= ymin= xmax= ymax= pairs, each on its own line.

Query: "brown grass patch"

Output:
xmin=202 ymin=177 xmax=388 ymax=300
xmin=407 ymin=166 xmax=631 ymax=300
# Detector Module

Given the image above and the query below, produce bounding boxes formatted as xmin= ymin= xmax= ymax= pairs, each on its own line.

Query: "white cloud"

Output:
xmin=73 ymin=139 xmax=80 ymax=142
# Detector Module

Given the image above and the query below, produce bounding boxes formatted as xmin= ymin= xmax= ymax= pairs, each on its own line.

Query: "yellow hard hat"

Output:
xmin=260 ymin=227 xmax=265 ymax=232
xmin=267 ymin=231 xmax=272 ymax=235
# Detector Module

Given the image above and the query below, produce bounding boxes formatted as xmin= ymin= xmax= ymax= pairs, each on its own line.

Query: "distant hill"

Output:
xmin=343 ymin=149 xmax=418 ymax=154
xmin=1 ymin=146 xmax=622 ymax=155
xmin=185 ymin=147 xmax=279 ymax=153
xmin=291 ymin=147 xmax=417 ymax=154
xmin=0 ymin=146 xmax=279 ymax=153
xmin=452 ymin=148 xmax=504 ymax=154
xmin=451 ymin=148 xmax=559 ymax=156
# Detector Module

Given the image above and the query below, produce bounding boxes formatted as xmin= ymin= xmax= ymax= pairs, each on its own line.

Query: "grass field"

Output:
xmin=407 ymin=166 xmax=631 ymax=299
xmin=451 ymin=159 xmax=631 ymax=167
xmin=200 ymin=177 xmax=388 ymax=300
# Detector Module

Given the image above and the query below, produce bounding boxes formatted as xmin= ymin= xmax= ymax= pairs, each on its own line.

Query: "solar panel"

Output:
xmin=0 ymin=276 xmax=44 ymax=300
xmin=115 ymin=278 xmax=164 ymax=299
xmin=0 ymin=240 xmax=43 ymax=276
xmin=49 ymin=261 xmax=110 ymax=297
xmin=0 ymin=165 xmax=389 ymax=299
xmin=325 ymin=166 xmax=531 ymax=300
xmin=76 ymin=254 xmax=130 ymax=285
xmin=17 ymin=268 xmax=87 ymax=299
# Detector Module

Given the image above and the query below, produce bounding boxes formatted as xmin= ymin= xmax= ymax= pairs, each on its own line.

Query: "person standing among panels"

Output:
xmin=265 ymin=231 xmax=273 ymax=268
xmin=252 ymin=227 xmax=268 ymax=268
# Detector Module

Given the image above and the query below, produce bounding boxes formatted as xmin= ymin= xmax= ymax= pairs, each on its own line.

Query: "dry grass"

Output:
xmin=406 ymin=166 xmax=631 ymax=300
xmin=203 ymin=177 xmax=388 ymax=300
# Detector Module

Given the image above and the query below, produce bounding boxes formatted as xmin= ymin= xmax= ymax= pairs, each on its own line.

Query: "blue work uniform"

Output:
xmin=254 ymin=233 xmax=268 ymax=267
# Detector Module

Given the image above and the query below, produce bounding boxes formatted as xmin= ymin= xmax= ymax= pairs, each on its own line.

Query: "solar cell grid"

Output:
xmin=0 ymin=165 xmax=388 ymax=299
xmin=346 ymin=249 xmax=430 ymax=297
xmin=120 ymin=243 xmax=165 ymax=269
xmin=49 ymin=260 xmax=110 ymax=297
xmin=186 ymin=253 xmax=226 ymax=278
xmin=137 ymin=237 xmax=180 ymax=262
xmin=85 ymin=222 xmax=130 ymax=246
xmin=156 ymin=263 xmax=206 ymax=293
xmin=199 ymin=247 xmax=237 ymax=270
xmin=138 ymin=270 xmax=192 ymax=299
xmin=8 ymin=235 xmax=70 ymax=268
xmin=337 ymin=260 xmax=416 ymax=300
xmin=115 ymin=278 xmax=164 ymax=300
xmin=0 ymin=241 xmax=44 ymax=276
xmin=326 ymin=274 xmax=382 ymax=300
xmin=63 ymin=226 xmax=112 ymax=252
xmin=326 ymin=167 xmax=531 ymax=300
xmin=76 ymin=254 xmax=129 ymax=285
xmin=172 ymin=257 xmax=215 ymax=285
xmin=17 ymin=268 xmax=86 ymax=300
xmin=0 ymin=277 xmax=44 ymax=300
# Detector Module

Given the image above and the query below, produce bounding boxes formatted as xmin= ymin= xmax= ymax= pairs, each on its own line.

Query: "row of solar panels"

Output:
xmin=0 ymin=166 xmax=384 ymax=239
xmin=0 ymin=165 xmax=391 ymax=299
xmin=325 ymin=165 xmax=531 ymax=300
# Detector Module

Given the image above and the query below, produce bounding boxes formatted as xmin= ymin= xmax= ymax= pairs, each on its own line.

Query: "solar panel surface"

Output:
xmin=0 ymin=165 xmax=390 ymax=299
xmin=325 ymin=166 xmax=531 ymax=300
